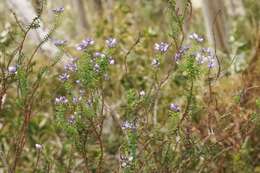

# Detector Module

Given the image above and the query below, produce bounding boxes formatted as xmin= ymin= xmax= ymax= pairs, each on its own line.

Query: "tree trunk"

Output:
xmin=73 ymin=0 xmax=89 ymax=33
xmin=201 ymin=0 xmax=229 ymax=53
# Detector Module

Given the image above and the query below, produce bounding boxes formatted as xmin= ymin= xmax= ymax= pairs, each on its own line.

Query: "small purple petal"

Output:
xmin=94 ymin=64 xmax=100 ymax=72
xmin=109 ymin=57 xmax=115 ymax=65
xmin=154 ymin=42 xmax=169 ymax=53
xmin=139 ymin=90 xmax=145 ymax=96
xmin=35 ymin=144 xmax=43 ymax=150
xmin=106 ymin=38 xmax=117 ymax=48
xmin=94 ymin=52 xmax=106 ymax=58
xmin=76 ymin=38 xmax=94 ymax=51
xmin=189 ymin=32 xmax=204 ymax=43
xmin=170 ymin=103 xmax=180 ymax=112
xmin=52 ymin=7 xmax=64 ymax=14
xmin=58 ymin=73 xmax=69 ymax=81
xmin=64 ymin=61 xmax=77 ymax=72
xmin=54 ymin=39 xmax=67 ymax=46
xmin=121 ymin=121 xmax=136 ymax=130
xmin=151 ymin=59 xmax=160 ymax=67
xmin=174 ymin=45 xmax=190 ymax=62
xmin=68 ymin=115 xmax=76 ymax=124
xmin=8 ymin=66 xmax=17 ymax=74
xmin=55 ymin=96 xmax=68 ymax=104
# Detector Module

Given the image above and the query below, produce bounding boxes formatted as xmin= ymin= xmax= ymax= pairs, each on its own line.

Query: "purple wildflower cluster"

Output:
xmin=92 ymin=51 xmax=115 ymax=73
xmin=195 ymin=48 xmax=217 ymax=68
xmin=94 ymin=52 xmax=106 ymax=58
xmin=64 ymin=58 xmax=78 ymax=72
xmin=58 ymin=73 xmax=69 ymax=82
xmin=139 ymin=90 xmax=145 ymax=97
xmin=76 ymin=38 xmax=94 ymax=51
xmin=68 ymin=114 xmax=76 ymax=124
xmin=120 ymin=155 xmax=133 ymax=168
xmin=174 ymin=45 xmax=190 ymax=63
xmin=93 ymin=64 xmax=100 ymax=73
xmin=58 ymin=58 xmax=78 ymax=82
xmin=170 ymin=103 xmax=180 ymax=112
xmin=93 ymin=52 xmax=112 ymax=65
xmin=52 ymin=7 xmax=64 ymax=14
xmin=55 ymin=96 xmax=68 ymax=104
xmin=109 ymin=57 xmax=115 ymax=65
xmin=54 ymin=39 xmax=67 ymax=46
xmin=121 ymin=121 xmax=136 ymax=130
xmin=189 ymin=32 xmax=204 ymax=43
xmin=154 ymin=42 xmax=170 ymax=53
xmin=8 ymin=65 xmax=18 ymax=74
xmin=72 ymin=96 xmax=81 ymax=104
xmin=35 ymin=144 xmax=43 ymax=150
xmin=106 ymin=38 xmax=117 ymax=48
xmin=85 ymin=99 xmax=94 ymax=108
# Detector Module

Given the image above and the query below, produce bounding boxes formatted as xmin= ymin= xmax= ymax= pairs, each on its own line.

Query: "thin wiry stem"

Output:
xmin=123 ymin=33 xmax=142 ymax=76
xmin=0 ymin=148 xmax=11 ymax=173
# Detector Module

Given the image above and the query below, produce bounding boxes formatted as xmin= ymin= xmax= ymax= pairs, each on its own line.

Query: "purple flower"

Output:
xmin=120 ymin=155 xmax=133 ymax=168
xmin=82 ymin=38 xmax=94 ymax=46
xmin=151 ymin=59 xmax=160 ymax=67
xmin=208 ymin=59 xmax=216 ymax=68
xmin=52 ymin=7 xmax=64 ymax=14
xmin=179 ymin=45 xmax=190 ymax=54
xmin=121 ymin=121 xmax=136 ymax=130
xmin=68 ymin=115 xmax=76 ymax=124
xmin=58 ymin=73 xmax=69 ymax=81
xmin=8 ymin=66 xmax=17 ymax=74
xmin=106 ymin=38 xmax=117 ymax=48
xmin=64 ymin=62 xmax=78 ymax=72
xmin=54 ymin=39 xmax=67 ymax=46
xmin=86 ymin=99 xmax=93 ymax=107
xmin=174 ymin=45 xmax=190 ymax=62
xmin=154 ymin=42 xmax=169 ymax=53
xmin=197 ymin=47 xmax=217 ymax=68
xmin=201 ymin=47 xmax=212 ymax=53
xmin=76 ymin=43 xmax=86 ymax=51
xmin=94 ymin=52 xmax=106 ymax=58
xmin=35 ymin=144 xmax=43 ymax=150
xmin=139 ymin=90 xmax=145 ymax=96
xmin=72 ymin=96 xmax=81 ymax=104
xmin=189 ymin=32 xmax=204 ymax=43
xmin=174 ymin=52 xmax=182 ymax=63
xmin=109 ymin=57 xmax=115 ymax=65
xmin=94 ymin=64 xmax=100 ymax=72
xmin=195 ymin=52 xmax=206 ymax=64
xmin=170 ymin=103 xmax=180 ymax=112
xmin=55 ymin=96 xmax=68 ymax=104
xmin=76 ymin=38 xmax=94 ymax=51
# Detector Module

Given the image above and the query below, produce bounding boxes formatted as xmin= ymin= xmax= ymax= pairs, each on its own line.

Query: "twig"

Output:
xmin=33 ymin=150 xmax=41 ymax=173
xmin=123 ymin=33 xmax=142 ymax=76
xmin=212 ymin=9 xmax=222 ymax=79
